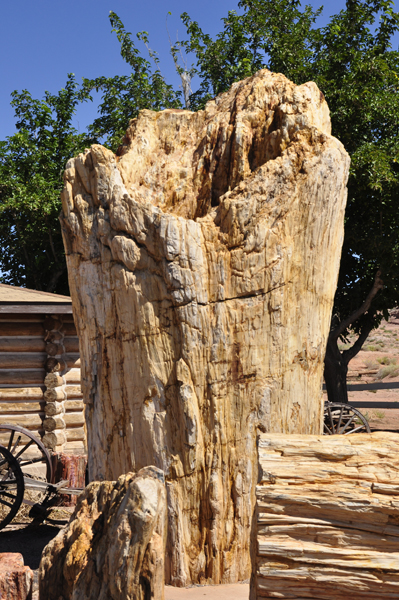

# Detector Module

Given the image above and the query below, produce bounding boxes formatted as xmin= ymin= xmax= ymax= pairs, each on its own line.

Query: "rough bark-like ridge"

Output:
xmin=60 ymin=69 xmax=350 ymax=586
xmin=253 ymin=432 xmax=399 ymax=599
xmin=39 ymin=466 xmax=167 ymax=600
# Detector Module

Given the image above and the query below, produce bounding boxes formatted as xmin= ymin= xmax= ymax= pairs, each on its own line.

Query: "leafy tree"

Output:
xmin=180 ymin=0 xmax=322 ymax=109
xmin=82 ymin=12 xmax=182 ymax=150
xmin=0 ymin=74 xmax=90 ymax=294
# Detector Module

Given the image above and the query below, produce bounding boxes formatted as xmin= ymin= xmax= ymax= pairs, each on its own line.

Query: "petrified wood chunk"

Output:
xmin=60 ymin=69 xmax=350 ymax=585
xmin=51 ymin=452 xmax=87 ymax=506
xmin=0 ymin=553 xmax=33 ymax=600
xmin=252 ymin=432 xmax=399 ymax=599
xmin=39 ymin=466 xmax=166 ymax=600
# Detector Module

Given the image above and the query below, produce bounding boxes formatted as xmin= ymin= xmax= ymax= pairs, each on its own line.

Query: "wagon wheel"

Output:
xmin=324 ymin=402 xmax=371 ymax=435
xmin=0 ymin=424 xmax=53 ymax=523
xmin=0 ymin=445 xmax=24 ymax=530
xmin=0 ymin=424 xmax=52 ymax=483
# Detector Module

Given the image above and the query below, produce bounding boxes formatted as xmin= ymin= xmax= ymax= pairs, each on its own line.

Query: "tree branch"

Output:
xmin=330 ymin=269 xmax=384 ymax=341
xmin=45 ymin=266 xmax=66 ymax=293
xmin=341 ymin=319 xmax=375 ymax=365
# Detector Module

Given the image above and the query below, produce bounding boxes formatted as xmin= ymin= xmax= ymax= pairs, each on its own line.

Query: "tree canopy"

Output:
xmin=0 ymin=74 xmax=90 ymax=293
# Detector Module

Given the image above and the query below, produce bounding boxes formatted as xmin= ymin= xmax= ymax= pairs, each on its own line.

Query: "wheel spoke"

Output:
xmin=327 ymin=406 xmax=335 ymax=434
xmin=336 ymin=406 xmax=344 ymax=433
xmin=7 ymin=430 xmax=14 ymax=452
xmin=324 ymin=403 xmax=369 ymax=436
xmin=0 ymin=497 xmax=14 ymax=509
xmin=14 ymin=439 xmax=34 ymax=461
xmin=339 ymin=414 xmax=356 ymax=434
xmin=10 ymin=435 xmax=21 ymax=456
xmin=0 ymin=446 xmax=24 ymax=529
xmin=0 ymin=490 xmax=18 ymax=500
xmin=344 ymin=424 xmax=368 ymax=435
xmin=19 ymin=455 xmax=45 ymax=467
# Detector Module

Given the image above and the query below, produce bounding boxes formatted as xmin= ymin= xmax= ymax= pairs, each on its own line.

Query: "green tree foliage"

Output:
xmin=82 ymin=12 xmax=182 ymax=149
xmin=180 ymin=0 xmax=322 ymax=109
xmin=0 ymin=75 xmax=90 ymax=293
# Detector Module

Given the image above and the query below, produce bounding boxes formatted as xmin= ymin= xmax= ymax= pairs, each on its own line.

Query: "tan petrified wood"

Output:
xmin=60 ymin=69 xmax=349 ymax=585
xmin=252 ymin=432 xmax=399 ymax=599
xmin=39 ymin=465 xmax=167 ymax=600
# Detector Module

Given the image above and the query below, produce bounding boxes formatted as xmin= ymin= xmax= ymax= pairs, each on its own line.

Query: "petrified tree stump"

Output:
xmin=60 ymin=69 xmax=349 ymax=585
xmin=51 ymin=452 xmax=87 ymax=506
xmin=39 ymin=466 xmax=167 ymax=600
xmin=0 ymin=553 xmax=33 ymax=600
xmin=252 ymin=432 xmax=399 ymax=599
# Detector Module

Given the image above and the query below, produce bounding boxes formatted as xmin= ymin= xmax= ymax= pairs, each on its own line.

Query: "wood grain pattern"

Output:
xmin=61 ymin=70 xmax=349 ymax=586
xmin=251 ymin=432 xmax=399 ymax=599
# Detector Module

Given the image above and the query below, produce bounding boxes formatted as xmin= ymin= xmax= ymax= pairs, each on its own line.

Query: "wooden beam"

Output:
xmin=0 ymin=370 xmax=45 ymax=385
xmin=0 ymin=401 xmax=43 ymax=414
xmin=0 ymin=323 xmax=44 ymax=336
xmin=0 ymin=413 xmax=43 ymax=428
xmin=0 ymin=387 xmax=44 ymax=400
xmin=0 ymin=338 xmax=46 ymax=352
xmin=66 ymin=427 xmax=85 ymax=442
xmin=0 ymin=353 xmax=46 ymax=369
xmin=64 ymin=338 xmax=79 ymax=353
xmin=65 ymin=385 xmax=83 ymax=399
xmin=0 ymin=304 xmax=72 ymax=314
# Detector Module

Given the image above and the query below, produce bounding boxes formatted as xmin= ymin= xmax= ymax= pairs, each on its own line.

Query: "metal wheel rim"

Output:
xmin=323 ymin=402 xmax=370 ymax=435
xmin=0 ymin=424 xmax=53 ymax=482
xmin=0 ymin=445 xmax=24 ymax=530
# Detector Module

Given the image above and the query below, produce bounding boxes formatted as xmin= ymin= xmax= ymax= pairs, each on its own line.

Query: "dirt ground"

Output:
xmin=165 ymin=583 xmax=249 ymax=599
xmin=4 ymin=314 xmax=399 ymax=599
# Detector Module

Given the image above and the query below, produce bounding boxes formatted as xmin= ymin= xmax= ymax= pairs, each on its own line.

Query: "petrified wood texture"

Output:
xmin=60 ymin=69 xmax=349 ymax=585
xmin=252 ymin=432 xmax=399 ymax=599
xmin=0 ymin=553 xmax=33 ymax=600
xmin=39 ymin=466 xmax=166 ymax=600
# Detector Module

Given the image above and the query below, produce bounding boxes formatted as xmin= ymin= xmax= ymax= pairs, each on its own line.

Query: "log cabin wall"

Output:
xmin=42 ymin=314 xmax=85 ymax=453
xmin=0 ymin=313 xmax=46 ymax=442
xmin=0 ymin=285 xmax=86 ymax=454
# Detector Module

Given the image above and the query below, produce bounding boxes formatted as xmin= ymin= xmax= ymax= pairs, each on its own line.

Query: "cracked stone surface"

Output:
xmin=60 ymin=69 xmax=349 ymax=586
xmin=39 ymin=466 xmax=167 ymax=600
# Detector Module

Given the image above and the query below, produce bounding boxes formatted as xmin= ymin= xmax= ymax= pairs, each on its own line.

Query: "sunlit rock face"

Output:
xmin=39 ymin=466 xmax=167 ymax=600
xmin=60 ymin=69 xmax=349 ymax=586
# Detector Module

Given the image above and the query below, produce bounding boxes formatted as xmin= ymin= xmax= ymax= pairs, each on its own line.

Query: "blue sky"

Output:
xmin=0 ymin=0 xmax=396 ymax=140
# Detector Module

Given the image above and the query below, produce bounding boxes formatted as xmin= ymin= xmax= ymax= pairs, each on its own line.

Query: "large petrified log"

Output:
xmin=60 ymin=69 xmax=350 ymax=585
xmin=252 ymin=432 xmax=399 ymax=599
xmin=39 ymin=465 xmax=167 ymax=600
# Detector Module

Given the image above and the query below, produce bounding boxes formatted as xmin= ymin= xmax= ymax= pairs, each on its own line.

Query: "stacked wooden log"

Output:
xmin=0 ymin=312 xmax=85 ymax=453
xmin=0 ymin=314 xmax=46 ymax=442
xmin=42 ymin=316 xmax=85 ymax=453
xmin=251 ymin=432 xmax=399 ymax=599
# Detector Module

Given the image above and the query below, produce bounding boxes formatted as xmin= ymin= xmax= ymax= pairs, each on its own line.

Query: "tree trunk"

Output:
xmin=324 ymin=270 xmax=384 ymax=404
xmin=60 ymin=70 xmax=349 ymax=586
xmin=324 ymin=336 xmax=349 ymax=403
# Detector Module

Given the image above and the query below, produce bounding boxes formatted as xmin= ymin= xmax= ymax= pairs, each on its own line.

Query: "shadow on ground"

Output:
xmin=0 ymin=524 xmax=61 ymax=570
